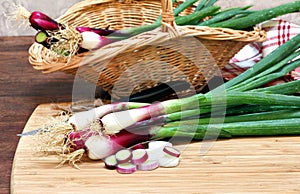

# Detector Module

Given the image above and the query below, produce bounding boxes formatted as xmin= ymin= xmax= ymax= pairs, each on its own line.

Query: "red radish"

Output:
xmin=163 ymin=146 xmax=181 ymax=158
xmin=115 ymin=149 xmax=132 ymax=163
xmin=131 ymin=149 xmax=148 ymax=165
xmin=117 ymin=163 xmax=137 ymax=174
xmin=104 ymin=155 xmax=118 ymax=170
xmin=137 ymin=160 xmax=159 ymax=171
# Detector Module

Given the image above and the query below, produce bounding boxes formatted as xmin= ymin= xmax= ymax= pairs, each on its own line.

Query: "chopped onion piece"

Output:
xmin=146 ymin=141 xmax=173 ymax=161
xmin=131 ymin=149 xmax=148 ymax=165
xmin=163 ymin=146 xmax=181 ymax=158
xmin=117 ymin=163 xmax=136 ymax=174
xmin=138 ymin=160 xmax=159 ymax=171
xmin=159 ymin=154 xmax=180 ymax=168
xmin=115 ymin=149 xmax=132 ymax=163
xmin=104 ymin=155 xmax=118 ymax=170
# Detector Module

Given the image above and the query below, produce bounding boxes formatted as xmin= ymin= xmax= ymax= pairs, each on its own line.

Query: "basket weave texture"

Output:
xmin=29 ymin=0 xmax=266 ymax=99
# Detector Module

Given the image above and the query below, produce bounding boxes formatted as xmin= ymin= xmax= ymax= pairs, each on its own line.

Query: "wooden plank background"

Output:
xmin=11 ymin=103 xmax=300 ymax=193
xmin=0 ymin=36 xmax=75 ymax=194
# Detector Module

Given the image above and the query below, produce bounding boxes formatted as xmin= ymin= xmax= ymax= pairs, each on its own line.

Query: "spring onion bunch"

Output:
xmin=12 ymin=0 xmax=300 ymax=58
xmin=28 ymin=33 xmax=300 ymax=168
xmin=18 ymin=0 xmax=300 ymax=167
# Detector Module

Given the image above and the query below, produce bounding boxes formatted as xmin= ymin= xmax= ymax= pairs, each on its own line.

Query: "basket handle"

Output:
xmin=161 ymin=0 xmax=179 ymax=36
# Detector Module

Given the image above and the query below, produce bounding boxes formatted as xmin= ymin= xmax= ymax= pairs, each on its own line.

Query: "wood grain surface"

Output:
xmin=11 ymin=103 xmax=300 ymax=194
xmin=3 ymin=36 xmax=300 ymax=194
xmin=0 ymin=36 xmax=75 ymax=194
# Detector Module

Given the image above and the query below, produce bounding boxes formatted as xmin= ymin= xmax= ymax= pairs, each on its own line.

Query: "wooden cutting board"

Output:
xmin=11 ymin=103 xmax=300 ymax=193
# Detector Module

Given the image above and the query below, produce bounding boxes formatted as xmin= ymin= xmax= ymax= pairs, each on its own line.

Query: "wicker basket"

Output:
xmin=29 ymin=0 xmax=266 ymax=99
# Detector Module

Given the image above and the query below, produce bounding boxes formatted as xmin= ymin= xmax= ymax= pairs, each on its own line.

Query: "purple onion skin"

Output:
xmin=68 ymin=129 xmax=99 ymax=150
xmin=29 ymin=11 xmax=61 ymax=31
xmin=68 ymin=128 xmax=153 ymax=152
xmin=76 ymin=26 xmax=128 ymax=37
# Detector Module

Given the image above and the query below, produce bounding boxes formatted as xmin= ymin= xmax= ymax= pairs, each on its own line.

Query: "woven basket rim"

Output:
xmin=29 ymin=0 xmax=267 ymax=73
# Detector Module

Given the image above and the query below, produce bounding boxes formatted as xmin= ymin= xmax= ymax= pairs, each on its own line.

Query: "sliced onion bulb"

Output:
xmin=115 ymin=149 xmax=132 ymax=163
xmin=117 ymin=163 xmax=136 ymax=174
xmin=131 ymin=149 xmax=148 ymax=165
xmin=138 ymin=160 xmax=159 ymax=171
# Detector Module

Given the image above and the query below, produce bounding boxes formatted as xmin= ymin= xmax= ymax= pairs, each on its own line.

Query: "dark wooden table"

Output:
xmin=0 ymin=36 xmax=75 ymax=194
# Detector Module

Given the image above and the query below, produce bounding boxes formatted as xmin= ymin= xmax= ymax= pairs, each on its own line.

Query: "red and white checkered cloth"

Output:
xmin=222 ymin=19 xmax=300 ymax=82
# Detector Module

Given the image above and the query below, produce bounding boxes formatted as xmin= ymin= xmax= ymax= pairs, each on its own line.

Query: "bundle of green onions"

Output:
xmin=13 ymin=0 xmax=300 ymax=57
xmin=29 ymin=32 xmax=300 ymax=167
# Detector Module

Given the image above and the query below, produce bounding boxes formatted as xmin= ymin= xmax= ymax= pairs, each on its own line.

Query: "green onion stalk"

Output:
xmin=62 ymin=33 xmax=300 ymax=161
xmin=28 ymin=1 xmax=300 ymax=164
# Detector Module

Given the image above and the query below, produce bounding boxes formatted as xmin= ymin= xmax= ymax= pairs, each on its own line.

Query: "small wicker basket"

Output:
xmin=29 ymin=0 xmax=266 ymax=99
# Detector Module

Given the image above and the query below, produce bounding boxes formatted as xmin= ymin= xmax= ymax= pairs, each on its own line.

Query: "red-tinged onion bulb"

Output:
xmin=80 ymin=31 xmax=114 ymax=50
xmin=29 ymin=11 xmax=59 ymax=31
xmin=67 ymin=129 xmax=98 ymax=150
xmin=130 ymin=143 xmax=146 ymax=150
xmin=75 ymin=26 xmax=93 ymax=33
xmin=117 ymin=163 xmax=137 ymax=174
xmin=85 ymin=135 xmax=114 ymax=160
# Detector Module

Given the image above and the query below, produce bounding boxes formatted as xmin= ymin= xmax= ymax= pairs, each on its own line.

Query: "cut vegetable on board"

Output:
xmin=103 ymin=141 xmax=181 ymax=174
xmin=15 ymin=0 xmax=300 ymax=173
xmin=27 ymin=31 xmax=300 ymax=169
